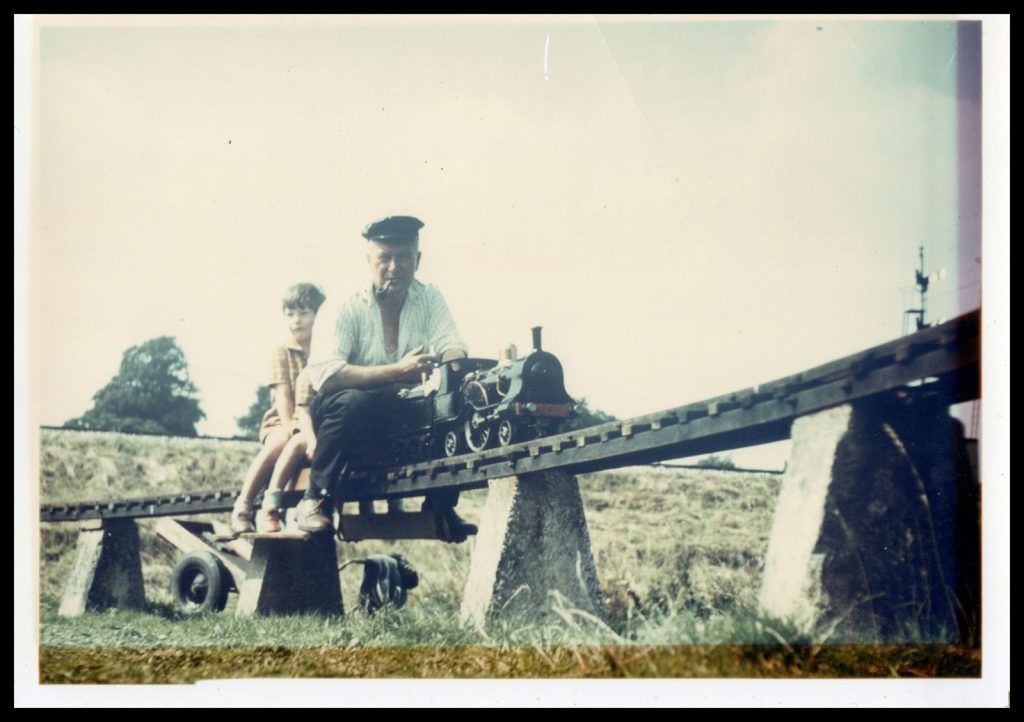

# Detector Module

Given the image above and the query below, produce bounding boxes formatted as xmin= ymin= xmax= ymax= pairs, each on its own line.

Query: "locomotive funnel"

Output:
xmin=531 ymin=326 xmax=543 ymax=352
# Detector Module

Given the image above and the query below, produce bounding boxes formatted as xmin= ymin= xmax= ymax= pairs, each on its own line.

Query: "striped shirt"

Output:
xmin=306 ymin=280 xmax=468 ymax=393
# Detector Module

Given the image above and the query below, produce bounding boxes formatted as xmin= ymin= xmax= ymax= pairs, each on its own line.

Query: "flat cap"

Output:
xmin=361 ymin=215 xmax=424 ymax=243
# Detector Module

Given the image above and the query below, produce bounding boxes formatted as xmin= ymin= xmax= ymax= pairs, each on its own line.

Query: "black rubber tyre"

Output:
xmin=170 ymin=551 xmax=230 ymax=615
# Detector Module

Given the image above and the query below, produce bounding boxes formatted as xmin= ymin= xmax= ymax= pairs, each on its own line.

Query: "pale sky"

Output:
xmin=29 ymin=16 xmax=983 ymax=466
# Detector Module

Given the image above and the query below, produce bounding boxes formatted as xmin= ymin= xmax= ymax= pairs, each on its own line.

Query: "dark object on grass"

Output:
xmin=339 ymin=554 xmax=419 ymax=614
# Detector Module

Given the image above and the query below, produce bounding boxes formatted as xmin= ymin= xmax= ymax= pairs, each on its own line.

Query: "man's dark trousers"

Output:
xmin=305 ymin=388 xmax=458 ymax=508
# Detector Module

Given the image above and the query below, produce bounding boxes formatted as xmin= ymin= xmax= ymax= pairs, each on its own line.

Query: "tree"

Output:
xmin=563 ymin=397 xmax=617 ymax=431
xmin=236 ymin=385 xmax=271 ymax=440
xmin=65 ymin=336 xmax=206 ymax=437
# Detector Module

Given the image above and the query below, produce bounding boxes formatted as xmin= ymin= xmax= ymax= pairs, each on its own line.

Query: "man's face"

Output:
xmin=368 ymin=240 xmax=420 ymax=297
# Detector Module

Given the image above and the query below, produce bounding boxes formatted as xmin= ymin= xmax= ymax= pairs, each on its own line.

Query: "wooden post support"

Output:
xmin=460 ymin=470 xmax=605 ymax=629
xmin=759 ymin=392 xmax=980 ymax=643
xmin=58 ymin=518 xmax=146 ymax=617
xmin=235 ymin=532 xmax=343 ymax=617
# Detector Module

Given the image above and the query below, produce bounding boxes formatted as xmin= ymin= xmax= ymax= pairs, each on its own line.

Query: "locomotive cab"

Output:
xmin=397 ymin=358 xmax=496 ymax=415
xmin=390 ymin=358 xmax=498 ymax=460
xmin=429 ymin=358 xmax=498 ymax=424
xmin=386 ymin=328 xmax=575 ymax=462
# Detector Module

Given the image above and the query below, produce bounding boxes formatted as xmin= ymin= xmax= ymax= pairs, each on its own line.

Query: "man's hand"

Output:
xmin=395 ymin=345 xmax=436 ymax=384
xmin=319 ymin=345 xmax=454 ymax=392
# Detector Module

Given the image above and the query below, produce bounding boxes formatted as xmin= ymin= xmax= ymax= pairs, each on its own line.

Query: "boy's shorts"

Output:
xmin=258 ymin=408 xmax=301 ymax=444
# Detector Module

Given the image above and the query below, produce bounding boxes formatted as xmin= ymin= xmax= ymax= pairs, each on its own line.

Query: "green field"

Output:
xmin=36 ymin=429 xmax=980 ymax=682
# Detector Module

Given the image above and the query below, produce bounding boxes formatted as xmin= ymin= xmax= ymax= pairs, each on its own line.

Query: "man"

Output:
xmin=295 ymin=215 xmax=477 ymax=540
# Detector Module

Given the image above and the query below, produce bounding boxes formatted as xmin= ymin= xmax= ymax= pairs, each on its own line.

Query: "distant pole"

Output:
xmin=902 ymin=244 xmax=930 ymax=336
xmin=916 ymin=244 xmax=928 ymax=331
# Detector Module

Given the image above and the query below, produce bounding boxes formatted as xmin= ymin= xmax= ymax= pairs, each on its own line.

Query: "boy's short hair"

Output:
xmin=282 ymin=283 xmax=326 ymax=313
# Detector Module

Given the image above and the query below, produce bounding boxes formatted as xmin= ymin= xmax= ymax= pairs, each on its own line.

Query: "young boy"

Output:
xmin=230 ymin=283 xmax=325 ymax=535
xmin=256 ymin=368 xmax=317 ymax=532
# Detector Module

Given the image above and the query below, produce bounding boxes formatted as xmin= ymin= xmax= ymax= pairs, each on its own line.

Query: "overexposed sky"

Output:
xmin=31 ymin=16 xmax=981 ymax=459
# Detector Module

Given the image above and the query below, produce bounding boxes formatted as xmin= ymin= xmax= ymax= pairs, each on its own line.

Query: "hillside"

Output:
xmin=38 ymin=428 xmax=782 ymax=631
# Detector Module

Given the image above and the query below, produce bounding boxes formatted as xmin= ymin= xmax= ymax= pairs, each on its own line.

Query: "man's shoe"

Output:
xmin=230 ymin=505 xmax=256 ymax=535
xmin=433 ymin=505 xmax=478 ymax=543
xmin=445 ymin=507 xmax=478 ymax=537
xmin=295 ymin=498 xmax=332 ymax=533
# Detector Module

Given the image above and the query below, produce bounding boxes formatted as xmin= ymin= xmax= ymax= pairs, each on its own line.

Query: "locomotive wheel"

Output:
xmin=443 ymin=429 xmax=461 ymax=458
xmin=465 ymin=415 xmax=492 ymax=452
xmin=497 ymin=419 xmax=517 ymax=447
xmin=170 ymin=551 xmax=229 ymax=615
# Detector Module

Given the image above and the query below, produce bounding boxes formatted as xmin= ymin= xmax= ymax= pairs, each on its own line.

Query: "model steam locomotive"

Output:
xmin=384 ymin=327 xmax=576 ymax=463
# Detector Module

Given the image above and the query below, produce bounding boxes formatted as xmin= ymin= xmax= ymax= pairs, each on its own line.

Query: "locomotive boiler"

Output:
xmin=386 ymin=327 xmax=575 ymax=462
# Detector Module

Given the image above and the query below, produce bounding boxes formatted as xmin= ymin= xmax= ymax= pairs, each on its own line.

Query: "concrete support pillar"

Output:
xmin=460 ymin=470 xmax=604 ymax=629
xmin=235 ymin=532 xmax=343 ymax=617
xmin=58 ymin=518 xmax=146 ymax=617
xmin=759 ymin=392 xmax=980 ymax=643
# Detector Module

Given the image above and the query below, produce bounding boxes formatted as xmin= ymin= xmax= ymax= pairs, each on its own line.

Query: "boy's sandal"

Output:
xmin=257 ymin=508 xmax=282 ymax=533
xmin=230 ymin=508 xmax=256 ymax=535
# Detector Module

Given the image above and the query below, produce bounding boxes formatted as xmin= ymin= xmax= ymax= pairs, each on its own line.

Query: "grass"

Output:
xmin=36 ymin=602 xmax=981 ymax=682
xmin=34 ymin=429 xmax=982 ymax=682
xmin=38 ymin=431 xmax=782 ymax=632
xmin=39 ymin=429 xmax=259 ymax=503
xmin=39 ymin=643 xmax=981 ymax=683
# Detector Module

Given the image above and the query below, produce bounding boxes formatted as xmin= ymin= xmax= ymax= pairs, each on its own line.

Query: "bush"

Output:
xmin=695 ymin=454 xmax=737 ymax=470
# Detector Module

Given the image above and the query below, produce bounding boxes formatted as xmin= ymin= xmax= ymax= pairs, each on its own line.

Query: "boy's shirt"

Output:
xmin=269 ymin=340 xmax=314 ymax=412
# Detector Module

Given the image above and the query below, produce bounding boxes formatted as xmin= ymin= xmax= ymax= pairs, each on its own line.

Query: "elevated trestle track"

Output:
xmin=41 ymin=310 xmax=980 ymax=523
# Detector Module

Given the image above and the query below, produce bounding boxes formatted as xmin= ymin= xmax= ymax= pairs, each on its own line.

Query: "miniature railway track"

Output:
xmin=40 ymin=310 xmax=980 ymax=523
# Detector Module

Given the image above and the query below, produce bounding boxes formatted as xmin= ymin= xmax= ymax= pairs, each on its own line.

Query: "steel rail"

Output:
xmin=40 ymin=310 xmax=979 ymax=523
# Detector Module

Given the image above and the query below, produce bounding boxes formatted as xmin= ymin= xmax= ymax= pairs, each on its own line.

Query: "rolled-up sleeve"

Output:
xmin=269 ymin=345 xmax=291 ymax=387
xmin=306 ymin=301 xmax=356 ymax=392
xmin=426 ymin=287 xmax=468 ymax=358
